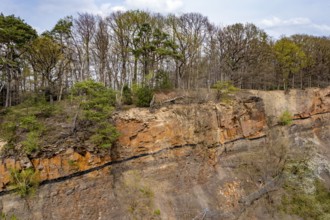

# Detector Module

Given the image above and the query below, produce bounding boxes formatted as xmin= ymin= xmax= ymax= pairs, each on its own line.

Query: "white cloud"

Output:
xmin=313 ymin=24 xmax=330 ymax=32
xmin=111 ymin=6 xmax=127 ymax=12
xmin=261 ymin=17 xmax=311 ymax=27
xmin=259 ymin=16 xmax=330 ymax=38
xmin=38 ymin=0 xmax=126 ymax=17
xmin=125 ymin=0 xmax=183 ymax=13
xmin=88 ymin=3 xmax=126 ymax=17
xmin=38 ymin=0 xmax=95 ymax=13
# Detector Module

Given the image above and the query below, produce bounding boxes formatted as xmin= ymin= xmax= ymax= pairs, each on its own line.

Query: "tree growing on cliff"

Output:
xmin=9 ymin=168 xmax=39 ymax=197
xmin=71 ymin=80 xmax=119 ymax=149
xmin=212 ymin=81 xmax=239 ymax=101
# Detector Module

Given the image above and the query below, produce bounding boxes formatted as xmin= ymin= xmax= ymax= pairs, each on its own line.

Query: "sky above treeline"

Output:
xmin=1 ymin=0 xmax=330 ymax=38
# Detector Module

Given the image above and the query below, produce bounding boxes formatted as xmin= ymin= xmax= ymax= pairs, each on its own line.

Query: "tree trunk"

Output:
xmin=133 ymin=57 xmax=138 ymax=84
xmin=144 ymin=58 xmax=149 ymax=85
xmin=58 ymin=84 xmax=64 ymax=101
xmin=121 ymin=59 xmax=126 ymax=87
xmin=85 ymin=42 xmax=90 ymax=80
xmin=0 ymin=83 xmax=4 ymax=94
xmin=292 ymin=74 xmax=295 ymax=89
xmin=5 ymin=68 xmax=12 ymax=107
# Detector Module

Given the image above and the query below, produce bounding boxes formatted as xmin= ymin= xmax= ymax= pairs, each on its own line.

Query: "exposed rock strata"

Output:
xmin=1 ymin=93 xmax=269 ymax=191
xmin=0 ymin=87 xmax=329 ymax=219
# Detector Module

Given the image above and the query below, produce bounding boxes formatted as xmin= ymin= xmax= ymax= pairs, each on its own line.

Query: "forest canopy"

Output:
xmin=1 ymin=11 xmax=330 ymax=107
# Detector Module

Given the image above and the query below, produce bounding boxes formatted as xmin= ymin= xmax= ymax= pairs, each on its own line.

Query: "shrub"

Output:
xmin=153 ymin=209 xmax=161 ymax=216
xmin=279 ymin=110 xmax=293 ymax=125
xmin=9 ymin=168 xmax=39 ymax=197
xmin=82 ymin=108 xmax=110 ymax=122
xmin=122 ymin=84 xmax=133 ymax=105
xmin=72 ymin=80 xmax=116 ymax=120
xmin=0 ymin=107 xmax=44 ymax=155
xmin=18 ymin=114 xmax=44 ymax=155
xmin=67 ymin=159 xmax=79 ymax=170
xmin=71 ymin=80 xmax=119 ymax=149
xmin=20 ymin=115 xmax=40 ymax=131
xmin=90 ymin=122 xmax=119 ymax=149
xmin=37 ymin=102 xmax=57 ymax=118
xmin=155 ymin=70 xmax=172 ymax=90
xmin=72 ymin=80 xmax=116 ymax=106
xmin=21 ymin=131 xmax=41 ymax=154
xmin=212 ymin=81 xmax=239 ymax=101
xmin=1 ymin=121 xmax=17 ymax=142
xmin=20 ymin=93 xmax=58 ymax=118
xmin=135 ymin=86 xmax=154 ymax=107
xmin=281 ymin=180 xmax=330 ymax=220
xmin=139 ymin=186 xmax=154 ymax=198
xmin=0 ymin=212 xmax=18 ymax=220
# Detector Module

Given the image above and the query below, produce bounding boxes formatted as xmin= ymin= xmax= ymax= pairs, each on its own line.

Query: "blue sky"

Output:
xmin=1 ymin=0 xmax=330 ymax=38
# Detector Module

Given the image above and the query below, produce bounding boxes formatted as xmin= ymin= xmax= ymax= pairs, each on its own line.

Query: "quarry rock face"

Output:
xmin=249 ymin=88 xmax=330 ymax=121
xmin=0 ymin=93 xmax=268 ymax=192
xmin=0 ymin=87 xmax=329 ymax=219
xmin=115 ymin=97 xmax=267 ymax=158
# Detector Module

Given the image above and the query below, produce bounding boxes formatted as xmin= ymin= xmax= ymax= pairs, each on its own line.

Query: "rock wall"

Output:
xmin=0 ymin=93 xmax=268 ymax=192
xmin=0 ymin=87 xmax=329 ymax=219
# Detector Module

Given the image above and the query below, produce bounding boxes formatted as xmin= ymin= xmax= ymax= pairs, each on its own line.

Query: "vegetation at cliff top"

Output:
xmin=71 ymin=80 xmax=119 ymax=149
xmin=0 ymin=80 xmax=120 ymax=156
xmin=1 ymin=11 xmax=330 ymax=108
xmin=0 ymin=97 xmax=58 ymax=155
xmin=212 ymin=81 xmax=239 ymax=102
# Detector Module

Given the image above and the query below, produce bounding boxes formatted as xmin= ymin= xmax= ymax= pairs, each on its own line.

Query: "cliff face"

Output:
xmin=0 ymin=88 xmax=329 ymax=219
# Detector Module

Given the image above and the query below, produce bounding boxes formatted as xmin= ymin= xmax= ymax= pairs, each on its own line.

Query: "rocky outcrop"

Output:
xmin=0 ymin=93 xmax=268 ymax=192
xmin=0 ymin=149 xmax=111 ymax=191
xmin=249 ymin=88 xmax=330 ymax=121
xmin=115 ymin=96 xmax=267 ymax=159
xmin=0 ymin=87 xmax=329 ymax=219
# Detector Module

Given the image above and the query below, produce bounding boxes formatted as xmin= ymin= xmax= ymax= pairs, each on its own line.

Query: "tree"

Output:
xmin=274 ymin=38 xmax=307 ymax=90
xmin=51 ymin=16 xmax=73 ymax=40
xmin=26 ymin=36 xmax=63 ymax=102
xmin=203 ymin=22 xmax=221 ymax=89
xmin=170 ymin=13 xmax=209 ymax=89
xmin=107 ymin=10 xmax=153 ymax=88
xmin=107 ymin=11 xmax=134 ymax=88
xmin=217 ymin=23 xmax=271 ymax=88
xmin=132 ymin=22 xmax=181 ymax=87
xmin=73 ymin=13 xmax=96 ymax=81
xmin=50 ymin=16 xmax=74 ymax=100
xmin=0 ymin=14 xmax=37 ymax=107
xmin=93 ymin=16 xmax=110 ymax=86
xmin=310 ymin=37 xmax=330 ymax=87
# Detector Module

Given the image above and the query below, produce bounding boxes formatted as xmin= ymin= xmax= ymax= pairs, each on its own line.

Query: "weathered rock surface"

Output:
xmin=0 ymin=87 xmax=329 ymax=219
xmin=0 ymin=93 xmax=268 ymax=192
xmin=115 ymin=97 xmax=267 ymax=158
xmin=249 ymin=88 xmax=330 ymax=121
